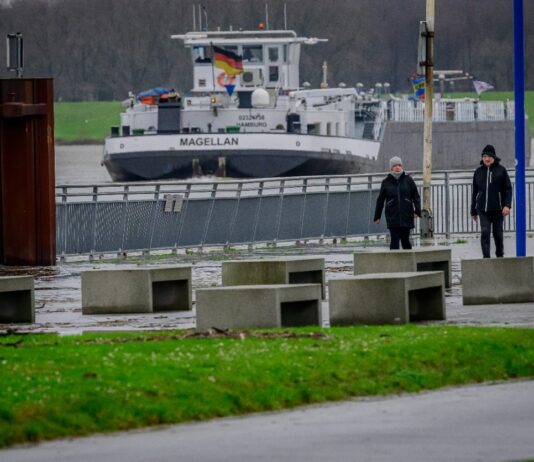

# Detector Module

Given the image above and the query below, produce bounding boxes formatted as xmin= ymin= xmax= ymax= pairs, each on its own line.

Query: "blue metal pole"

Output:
xmin=514 ymin=0 xmax=526 ymax=256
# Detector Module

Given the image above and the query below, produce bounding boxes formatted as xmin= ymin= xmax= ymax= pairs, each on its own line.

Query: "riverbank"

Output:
xmin=54 ymin=101 xmax=122 ymax=144
xmin=53 ymin=93 xmax=534 ymax=143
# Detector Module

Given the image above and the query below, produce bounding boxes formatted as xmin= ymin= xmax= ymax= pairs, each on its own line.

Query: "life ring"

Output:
xmin=216 ymin=71 xmax=236 ymax=87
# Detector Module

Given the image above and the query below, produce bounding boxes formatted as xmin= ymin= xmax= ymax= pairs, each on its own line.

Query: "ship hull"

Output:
xmin=103 ymin=133 xmax=380 ymax=181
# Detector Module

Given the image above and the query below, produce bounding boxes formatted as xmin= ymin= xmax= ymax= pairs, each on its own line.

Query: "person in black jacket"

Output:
xmin=374 ymin=156 xmax=421 ymax=249
xmin=471 ymin=144 xmax=512 ymax=258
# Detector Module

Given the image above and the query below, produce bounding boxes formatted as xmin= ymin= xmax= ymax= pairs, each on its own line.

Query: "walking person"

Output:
xmin=471 ymin=144 xmax=512 ymax=258
xmin=374 ymin=156 xmax=421 ymax=249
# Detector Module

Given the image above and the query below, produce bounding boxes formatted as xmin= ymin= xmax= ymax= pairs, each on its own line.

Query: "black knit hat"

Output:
xmin=482 ymin=144 xmax=496 ymax=158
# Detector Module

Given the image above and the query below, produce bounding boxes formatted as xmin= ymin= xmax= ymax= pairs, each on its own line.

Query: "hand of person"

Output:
xmin=502 ymin=206 xmax=510 ymax=217
xmin=374 ymin=219 xmax=380 ymax=224
xmin=472 ymin=215 xmax=478 ymax=222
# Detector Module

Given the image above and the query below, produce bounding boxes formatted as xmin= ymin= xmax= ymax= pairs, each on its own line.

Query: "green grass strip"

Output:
xmin=54 ymin=101 xmax=123 ymax=143
xmin=1 ymin=325 xmax=534 ymax=448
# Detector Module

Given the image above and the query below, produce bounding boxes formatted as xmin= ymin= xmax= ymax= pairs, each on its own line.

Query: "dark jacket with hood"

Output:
xmin=374 ymin=172 xmax=421 ymax=229
xmin=470 ymin=157 xmax=512 ymax=216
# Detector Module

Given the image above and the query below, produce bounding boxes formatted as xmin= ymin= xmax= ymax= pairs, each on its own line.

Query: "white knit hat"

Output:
xmin=389 ymin=156 xmax=403 ymax=169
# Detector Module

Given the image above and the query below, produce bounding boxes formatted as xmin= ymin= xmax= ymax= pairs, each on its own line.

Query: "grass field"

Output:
xmin=1 ymin=325 xmax=534 ymax=448
xmin=54 ymin=101 xmax=122 ymax=143
xmin=53 ymin=92 xmax=534 ymax=144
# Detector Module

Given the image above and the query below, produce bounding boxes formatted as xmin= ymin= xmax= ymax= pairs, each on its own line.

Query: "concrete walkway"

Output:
xmin=2 ymin=236 xmax=534 ymax=334
xmin=2 ymin=380 xmax=534 ymax=462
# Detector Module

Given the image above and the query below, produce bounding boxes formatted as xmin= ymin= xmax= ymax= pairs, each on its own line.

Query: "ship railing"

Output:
xmin=389 ymin=100 xmax=517 ymax=122
xmin=372 ymin=101 xmax=387 ymax=140
xmin=433 ymin=101 xmax=447 ymax=121
xmin=454 ymin=101 xmax=476 ymax=121
xmin=477 ymin=101 xmax=506 ymax=121
xmin=55 ymin=169 xmax=534 ymax=259
xmin=506 ymin=101 xmax=515 ymax=120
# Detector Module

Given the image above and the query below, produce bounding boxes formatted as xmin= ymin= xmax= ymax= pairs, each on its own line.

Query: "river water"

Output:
xmin=55 ymin=145 xmax=111 ymax=184
xmin=1 ymin=144 xmax=533 ymax=334
xmin=55 ymin=141 xmax=534 ymax=185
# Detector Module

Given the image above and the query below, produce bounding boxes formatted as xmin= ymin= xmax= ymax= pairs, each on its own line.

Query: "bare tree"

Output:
xmin=0 ymin=0 xmax=531 ymax=100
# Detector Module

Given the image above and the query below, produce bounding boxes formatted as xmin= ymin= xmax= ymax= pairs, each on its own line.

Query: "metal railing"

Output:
xmin=390 ymin=100 xmax=515 ymax=122
xmin=373 ymin=101 xmax=387 ymax=140
xmin=56 ymin=169 xmax=534 ymax=257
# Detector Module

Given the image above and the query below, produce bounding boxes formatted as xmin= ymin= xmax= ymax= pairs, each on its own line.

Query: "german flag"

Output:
xmin=213 ymin=45 xmax=244 ymax=76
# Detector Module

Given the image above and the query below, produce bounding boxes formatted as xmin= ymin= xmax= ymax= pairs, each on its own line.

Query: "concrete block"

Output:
xmin=222 ymin=257 xmax=326 ymax=298
xmin=462 ymin=257 xmax=534 ymax=304
xmin=196 ymin=284 xmax=322 ymax=330
xmin=329 ymin=271 xmax=445 ymax=325
xmin=0 ymin=276 xmax=35 ymax=323
xmin=354 ymin=248 xmax=452 ymax=288
xmin=82 ymin=265 xmax=192 ymax=314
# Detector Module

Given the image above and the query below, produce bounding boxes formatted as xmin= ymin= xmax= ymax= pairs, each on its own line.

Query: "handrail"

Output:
xmin=56 ymin=168 xmax=534 ymax=201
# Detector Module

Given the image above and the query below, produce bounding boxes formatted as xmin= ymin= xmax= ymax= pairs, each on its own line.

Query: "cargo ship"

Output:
xmin=102 ymin=29 xmax=384 ymax=181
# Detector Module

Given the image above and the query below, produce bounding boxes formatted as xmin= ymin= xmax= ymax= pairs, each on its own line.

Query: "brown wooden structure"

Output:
xmin=0 ymin=78 xmax=56 ymax=266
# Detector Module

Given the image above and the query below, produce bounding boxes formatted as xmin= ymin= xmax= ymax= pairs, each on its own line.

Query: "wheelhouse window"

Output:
xmin=193 ymin=46 xmax=211 ymax=63
xmin=269 ymin=66 xmax=279 ymax=82
xmin=243 ymin=45 xmax=263 ymax=63
xmin=268 ymin=47 xmax=279 ymax=62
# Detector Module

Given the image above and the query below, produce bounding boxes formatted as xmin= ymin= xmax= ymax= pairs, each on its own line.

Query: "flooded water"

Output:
xmin=1 ymin=143 xmax=533 ymax=334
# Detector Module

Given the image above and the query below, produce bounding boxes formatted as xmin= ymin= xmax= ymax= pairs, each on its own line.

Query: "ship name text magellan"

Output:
xmin=180 ymin=137 xmax=239 ymax=146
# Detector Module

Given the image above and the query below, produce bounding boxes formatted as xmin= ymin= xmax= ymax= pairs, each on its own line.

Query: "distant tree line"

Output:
xmin=0 ymin=0 xmax=532 ymax=101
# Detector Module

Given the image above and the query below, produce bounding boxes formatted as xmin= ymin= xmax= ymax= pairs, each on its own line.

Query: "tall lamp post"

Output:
xmin=514 ymin=0 xmax=526 ymax=257
xmin=420 ymin=0 xmax=435 ymax=242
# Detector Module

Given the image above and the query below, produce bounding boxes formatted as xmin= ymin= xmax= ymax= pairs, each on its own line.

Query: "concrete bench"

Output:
xmin=82 ymin=266 xmax=192 ymax=314
xmin=0 ymin=276 xmax=35 ymax=323
xmin=196 ymin=284 xmax=322 ymax=330
xmin=329 ymin=271 xmax=445 ymax=325
xmin=353 ymin=248 xmax=452 ymax=288
xmin=222 ymin=257 xmax=326 ymax=298
xmin=462 ymin=257 xmax=534 ymax=304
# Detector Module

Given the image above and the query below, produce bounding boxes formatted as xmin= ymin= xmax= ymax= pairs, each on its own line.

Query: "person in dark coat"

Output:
xmin=470 ymin=144 xmax=512 ymax=258
xmin=374 ymin=156 xmax=421 ymax=249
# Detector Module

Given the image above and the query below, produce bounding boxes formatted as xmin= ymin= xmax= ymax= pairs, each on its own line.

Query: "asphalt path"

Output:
xmin=2 ymin=380 xmax=534 ymax=462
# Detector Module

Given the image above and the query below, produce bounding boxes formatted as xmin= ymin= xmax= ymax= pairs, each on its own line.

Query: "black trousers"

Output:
xmin=478 ymin=210 xmax=504 ymax=258
xmin=389 ymin=227 xmax=412 ymax=250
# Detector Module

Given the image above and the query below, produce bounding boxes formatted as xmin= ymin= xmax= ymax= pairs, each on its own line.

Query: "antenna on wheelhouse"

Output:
xmin=192 ymin=5 xmax=196 ymax=31
xmin=202 ymin=5 xmax=208 ymax=31
xmin=284 ymin=3 xmax=288 ymax=29
xmin=265 ymin=4 xmax=269 ymax=30
xmin=321 ymin=61 xmax=329 ymax=89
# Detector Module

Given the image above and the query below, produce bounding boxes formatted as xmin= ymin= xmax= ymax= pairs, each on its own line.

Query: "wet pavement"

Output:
xmin=2 ymin=235 xmax=534 ymax=334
